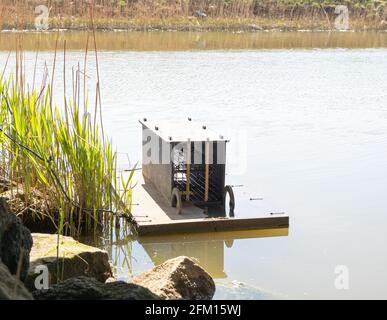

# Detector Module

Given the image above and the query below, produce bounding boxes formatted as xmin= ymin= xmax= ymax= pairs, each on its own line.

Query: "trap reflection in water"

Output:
xmin=138 ymin=228 xmax=288 ymax=279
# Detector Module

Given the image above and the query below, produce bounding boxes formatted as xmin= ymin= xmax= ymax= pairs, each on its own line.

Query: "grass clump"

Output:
xmin=0 ymin=37 xmax=134 ymax=236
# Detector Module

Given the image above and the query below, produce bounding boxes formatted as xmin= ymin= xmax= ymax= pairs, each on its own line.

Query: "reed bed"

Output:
xmin=0 ymin=34 xmax=134 ymax=237
xmin=1 ymin=1 xmax=387 ymax=31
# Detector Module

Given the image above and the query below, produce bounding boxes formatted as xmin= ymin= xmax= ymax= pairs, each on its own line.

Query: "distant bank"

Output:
xmin=1 ymin=1 xmax=387 ymax=32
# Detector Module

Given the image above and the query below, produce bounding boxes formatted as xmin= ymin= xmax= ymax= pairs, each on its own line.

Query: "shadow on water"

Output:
xmin=81 ymin=226 xmax=288 ymax=299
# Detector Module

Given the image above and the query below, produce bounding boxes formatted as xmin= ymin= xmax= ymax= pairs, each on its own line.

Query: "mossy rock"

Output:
xmin=26 ymin=233 xmax=112 ymax=291
xmin=33 ymin=276 xmax=159 ymax=300
xmin=0 ymin=198 xmax=33 ymax=282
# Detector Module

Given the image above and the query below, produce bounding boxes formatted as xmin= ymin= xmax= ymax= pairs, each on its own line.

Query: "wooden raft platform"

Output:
xmin=130 ymin=171 xmax=289 ymax=236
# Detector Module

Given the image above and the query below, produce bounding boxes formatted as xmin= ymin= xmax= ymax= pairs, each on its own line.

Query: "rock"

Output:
xmin=26 ymin=233 xmax=112 ymax=291
xmin=132 ymin=256 xmax=215 ymax=300
xmin=32 ymin=276 xmax=159 ymax=300
xmin=215 ymin=281 xmax=273 ymax=300
xmin=0 ymin=198 xmax=33 ymax=282
xmin=0 ymin=260 xmax=33 ymax=300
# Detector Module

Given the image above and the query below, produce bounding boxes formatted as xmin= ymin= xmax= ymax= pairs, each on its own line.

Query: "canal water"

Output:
xmin=1 ymin=31 xmax=387 ymax=299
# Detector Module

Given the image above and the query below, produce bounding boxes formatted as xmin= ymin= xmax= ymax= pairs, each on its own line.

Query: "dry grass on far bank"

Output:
xmin=0 ymin=1 xmax=387 ymax=31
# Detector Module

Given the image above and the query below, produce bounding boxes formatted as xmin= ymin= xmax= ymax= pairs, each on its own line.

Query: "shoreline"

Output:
xmin=2 ymin=28 xmax=387 ymax=33
xmin=2 ymin=16 xmax=387 ymax=33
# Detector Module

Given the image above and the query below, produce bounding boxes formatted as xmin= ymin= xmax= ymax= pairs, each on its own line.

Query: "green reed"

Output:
xmin=0 ymin=42 xmax=133 ymax=236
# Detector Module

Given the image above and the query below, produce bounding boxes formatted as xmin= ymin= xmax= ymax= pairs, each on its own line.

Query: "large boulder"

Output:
xmin=132 ymin=256 xmax=215 ymax=300
xmin=26 ymin=233 xmax=112 ymax=291
xmin=32 ymin=276 xmax=159 ymax=300
xmin=0 ymin=198 xmax=33 ymax=282
xmin=0 ymin=260 xmax=33 ymax=300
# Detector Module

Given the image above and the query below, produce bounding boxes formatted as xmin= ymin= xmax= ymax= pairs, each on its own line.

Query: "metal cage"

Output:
xmin=140 ymin=118 xmax=234 ymax=215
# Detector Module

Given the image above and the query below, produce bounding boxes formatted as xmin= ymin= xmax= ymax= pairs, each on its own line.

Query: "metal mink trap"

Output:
xmin=140 ymin=118 xmax=235 ymax=216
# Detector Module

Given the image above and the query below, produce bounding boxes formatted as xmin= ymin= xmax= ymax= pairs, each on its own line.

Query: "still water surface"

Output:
xmin=1 ymin=31 xmax=387 ymax=299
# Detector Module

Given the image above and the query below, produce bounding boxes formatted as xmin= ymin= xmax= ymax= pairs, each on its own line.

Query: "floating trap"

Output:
xmin=128 ymin=118 xmax=288 ymax=236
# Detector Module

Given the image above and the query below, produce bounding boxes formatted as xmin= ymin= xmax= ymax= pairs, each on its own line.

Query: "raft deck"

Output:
xmin=129 ymin=171 xmax=289 ymax=236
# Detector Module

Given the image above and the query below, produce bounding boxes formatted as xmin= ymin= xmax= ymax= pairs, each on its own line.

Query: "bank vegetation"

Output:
xmin=1 ymin=1 xmax=387 ymax=31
